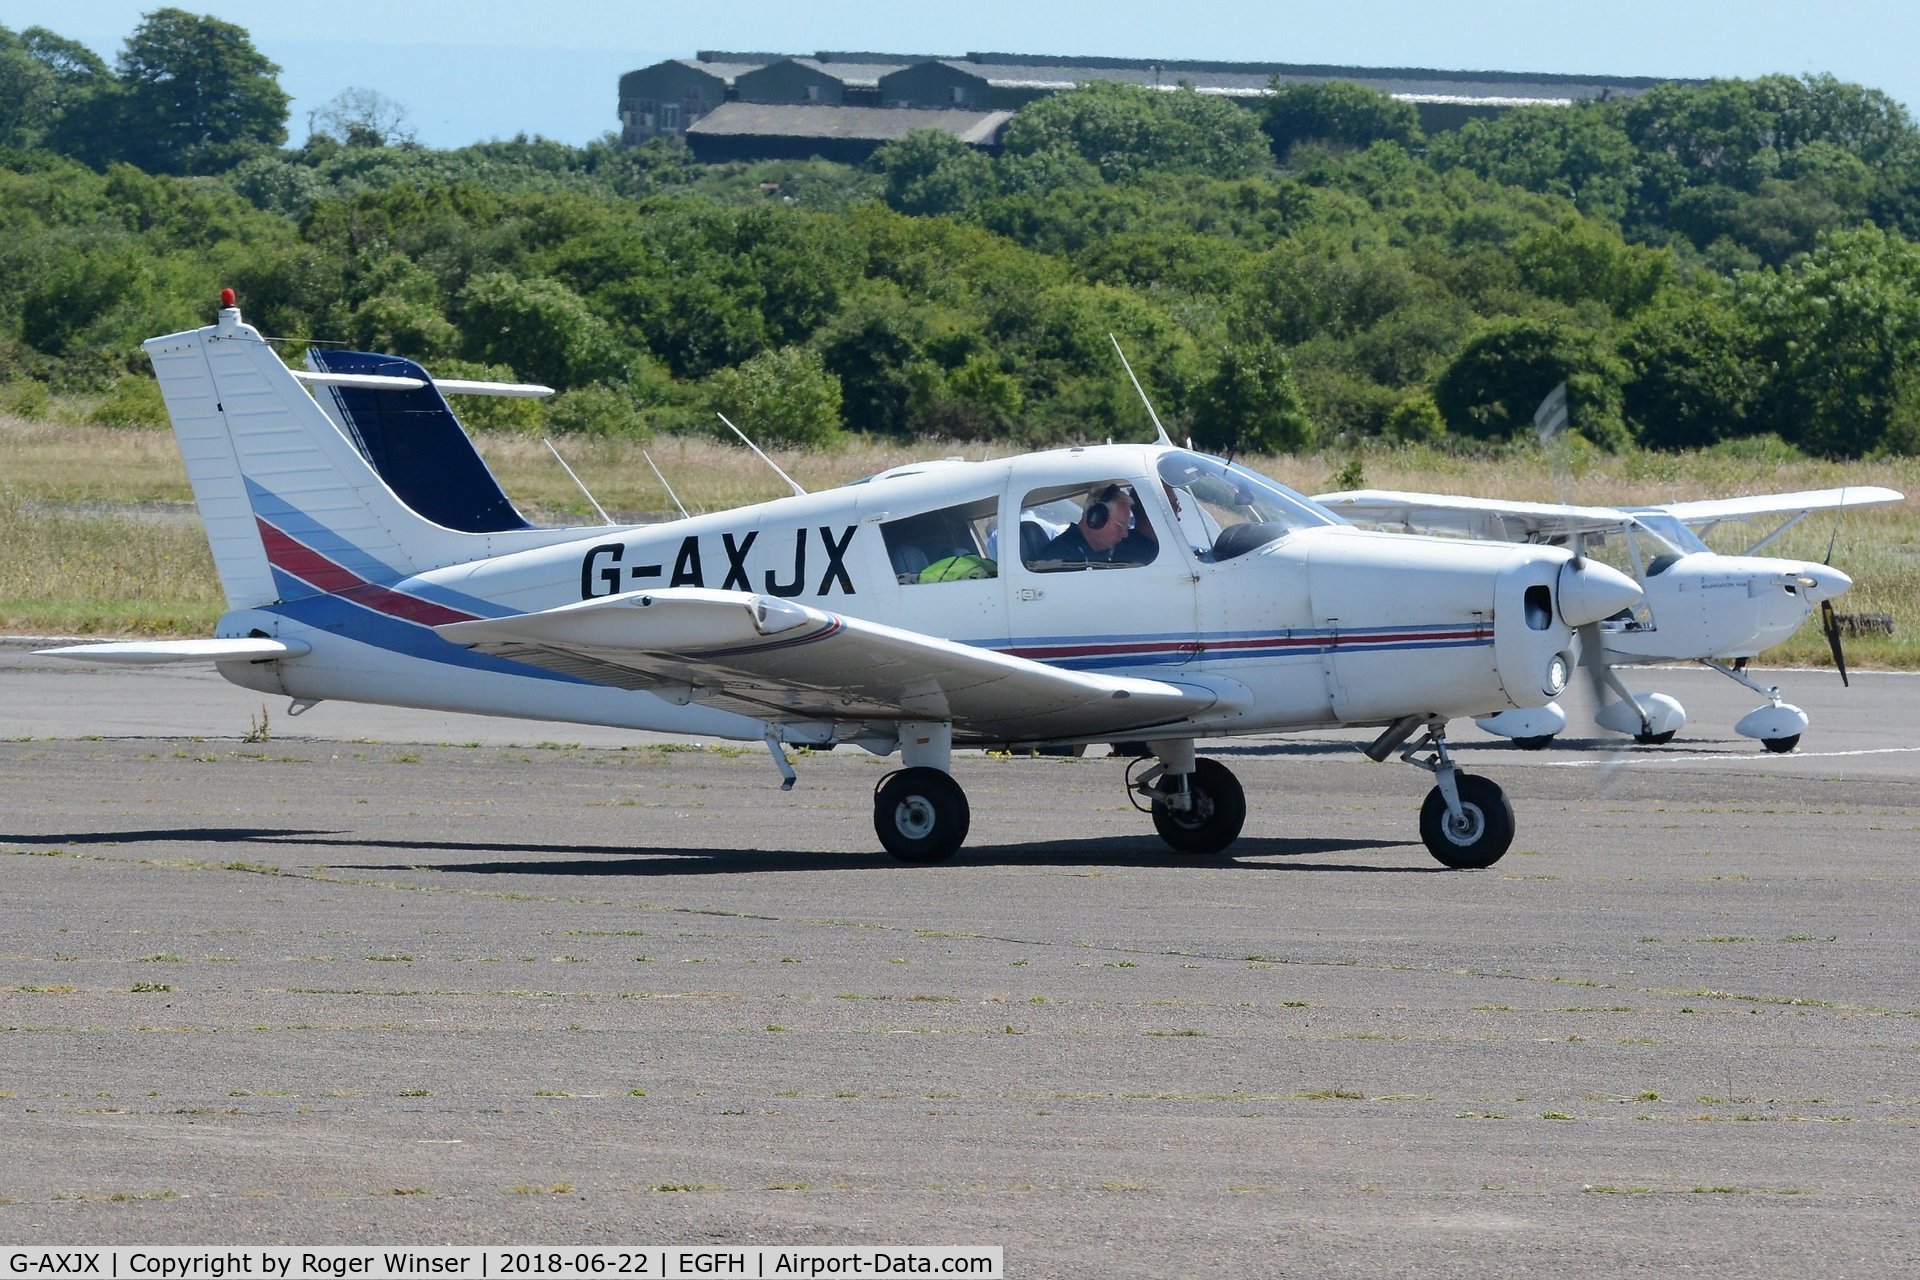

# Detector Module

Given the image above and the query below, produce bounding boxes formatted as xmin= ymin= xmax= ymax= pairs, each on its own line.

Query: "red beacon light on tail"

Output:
xmin=220 ymin=287 xmax=237 ymax=309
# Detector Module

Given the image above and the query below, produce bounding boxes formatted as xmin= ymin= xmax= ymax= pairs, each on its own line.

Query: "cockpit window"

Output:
xmin=1153 ymin=450 xmax=1337 ymax=560
xmin=1018 ymin=480 xmax=1161 ymax=572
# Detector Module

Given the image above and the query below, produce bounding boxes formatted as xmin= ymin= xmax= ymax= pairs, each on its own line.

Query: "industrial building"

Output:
xmin=616 ymin=50 xmax=1671 ymax=163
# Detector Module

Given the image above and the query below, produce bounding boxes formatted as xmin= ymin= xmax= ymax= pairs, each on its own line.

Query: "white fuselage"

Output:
xmin=215 ymin=445 xmax=1595 ymax=749
xmin=1599 ymin=552 xmax=1849 ymax=664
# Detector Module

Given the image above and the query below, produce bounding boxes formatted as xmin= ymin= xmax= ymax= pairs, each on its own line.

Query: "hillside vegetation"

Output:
xmin=8 ymin=14 xmax=1920 ymax=459
xmin=2 ymin=13 xmax=1916 ymax=664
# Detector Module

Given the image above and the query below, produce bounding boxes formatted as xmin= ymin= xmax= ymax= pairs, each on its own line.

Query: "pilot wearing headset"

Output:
xmin=1037 ymin=483 xmax=1159 ymax=567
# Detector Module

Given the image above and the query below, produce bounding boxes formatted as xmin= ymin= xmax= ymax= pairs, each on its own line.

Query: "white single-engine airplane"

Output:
xmin=1315 ymin=486 xmax=1903 ymax=751
xmin=40 ymin=297 xmax=1645 ymax=867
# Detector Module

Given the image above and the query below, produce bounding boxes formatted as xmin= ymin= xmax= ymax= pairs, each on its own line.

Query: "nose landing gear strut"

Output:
xmin=1369 ymin=715 xmax=1515 ymax=869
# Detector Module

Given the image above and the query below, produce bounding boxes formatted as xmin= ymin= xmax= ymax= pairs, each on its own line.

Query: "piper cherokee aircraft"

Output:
xmin=1314 ymin=486 xmax=1903 ymax=752
xmin=39 ymin=296 xmax=1644 ymax=868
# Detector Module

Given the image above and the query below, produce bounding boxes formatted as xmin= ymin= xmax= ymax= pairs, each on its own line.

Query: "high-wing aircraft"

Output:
xmin=39 ymin=297 xmax=1644 ymax=868
xmin=1315 ymin=486 xmax=1904 ymax=752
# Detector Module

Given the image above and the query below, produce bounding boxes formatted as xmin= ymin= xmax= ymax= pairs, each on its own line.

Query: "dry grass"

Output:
xmin=3 ymin=413 xmax=1915 ymax=665
xmin=0 ymin=487 xmax=224 ymax=635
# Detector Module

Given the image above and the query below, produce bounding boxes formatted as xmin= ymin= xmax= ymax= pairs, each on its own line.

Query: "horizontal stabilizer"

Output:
xmin=289 ymin=369 xmax=554 ymax=398
xmin=35 ymin=638 xmax=308 ymax=665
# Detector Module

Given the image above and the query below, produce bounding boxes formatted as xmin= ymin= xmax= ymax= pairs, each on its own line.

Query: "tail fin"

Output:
xmin=144 ymin=302 xmax=575 ymax=611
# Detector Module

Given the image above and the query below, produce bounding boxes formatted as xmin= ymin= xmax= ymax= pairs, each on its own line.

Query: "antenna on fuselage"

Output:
xmin=1110 ymin=334 xmax=1174 ymax=447
xmin=543 ymin=438 xmax=612 ymax=525
xmin=716 ymin=412 xmax=807 ymax=497
xmin=643 ymin=449 xmax=691 ymax=520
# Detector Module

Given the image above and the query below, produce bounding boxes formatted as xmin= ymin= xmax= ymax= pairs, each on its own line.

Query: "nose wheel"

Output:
xmin=1418 ymin=772 xmax=1514 ymax=869
xmin=1374 ymin=717 xmax=1516 ymax=869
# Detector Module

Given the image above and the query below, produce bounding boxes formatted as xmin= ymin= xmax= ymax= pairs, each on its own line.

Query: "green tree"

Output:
xmin=546 ymin=382 xmax=654 ymax=439
xmin=1429 ymin=103 xmax=1637 ymax=222
xmin=1512 ymin=217 xmax=1671 ymax=317
xmin=19 ymin=240 xmax=156 ymax=358
xmin=0 ymin=26 xmax=58 ymax=149
xmin=1621 ymin=79 xmax=1774 ymax=194
xmin=1752 ymin=73 xmax=1915 ymax=167
xmin=814 ymin=288 xmax=938 ymax=436
xmin=999 ymin=81 xmax=1270 ymax=182
xmin=115 ymin=8 xmax=289 ymax=175
xmin=700 ymin=346 xmax=843 ymax=447
xmin=1383 ymin=392 xmax=1446 ymax=444
xmin=1433 ymin=318 xmax=1628 ymax=447
xmin=455 ymin=272 xmax=625 ymax=388
xmin=0 ymin=26 xmax=116 ymax=161
xmin=1193 ymin=340 xmax=1314 ymax=453
xmin=1260 ymin=80 xmax=1422 ymax=161
xmin=1618 ymin=290 xmax=1763 ymax=449
xmin=1737 ymin=226 xmax=1920 ymax=455
xmin=871 ymin=129 xmax=993 ymax=218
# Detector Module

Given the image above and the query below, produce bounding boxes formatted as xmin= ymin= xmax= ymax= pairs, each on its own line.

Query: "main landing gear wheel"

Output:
xmin=1151 ymin=758 xmax=1246 ymax=855
xmin=874 ymin=767 xmax=970 ymax=864
xmin=1634 ymin=729 xmax=1678 ymax=746
xmin=1513 ymin=735 xmax=1556 ymax=751
xmin=1762 ymin=734 xmax=1800 ymax=754
xmin=1419 ymin=773 xmax=1514 ymax=870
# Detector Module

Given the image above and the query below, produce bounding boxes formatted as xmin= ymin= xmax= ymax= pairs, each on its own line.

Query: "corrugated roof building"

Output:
xmin=619 ymin=49 xmax=1680 ymax=155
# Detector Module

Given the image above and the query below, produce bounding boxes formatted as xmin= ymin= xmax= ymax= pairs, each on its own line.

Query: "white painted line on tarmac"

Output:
xmin=1542 ymin=745 xmax=1920 ymax=768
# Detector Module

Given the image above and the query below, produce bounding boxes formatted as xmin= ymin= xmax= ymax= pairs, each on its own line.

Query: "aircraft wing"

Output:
xmin=435 ymin=588 xmax=1223 ymax=743
xmin=1655 ymin=486 xmax=1906 ymax=533
xmin=1314 ymin=489 xmax=1629 ymax=542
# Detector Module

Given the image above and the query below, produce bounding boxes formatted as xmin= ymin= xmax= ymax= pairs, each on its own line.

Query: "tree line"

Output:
xmin=5 ymin=9 xmax=1920 ymax=457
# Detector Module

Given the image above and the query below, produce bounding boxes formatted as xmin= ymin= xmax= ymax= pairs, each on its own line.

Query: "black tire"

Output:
xmin=1419 ymin=774 xmax=1514 ymax=869
xmin=1762 ymin=734 xmax=1800 ymax=754
xmin=874 ymin=767 xmax=970 ymax=863
xmin=1151 ymin=757 xmax=1246 ymax=855
xmin=1634 ymin=729 xmax=1678 ymax=746
xmin=1513 ymin=735 xmax=1556 ymax=751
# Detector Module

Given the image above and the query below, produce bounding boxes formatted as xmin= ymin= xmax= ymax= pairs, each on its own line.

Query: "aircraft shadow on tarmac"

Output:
xmin=1217 ymin=735 xmax=1748 ymax=758
xmin=1 ymin=826 xmax=1431 ymax=875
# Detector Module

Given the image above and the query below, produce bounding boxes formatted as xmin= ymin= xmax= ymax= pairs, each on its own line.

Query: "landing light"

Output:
xmin=1545 ymin=652 xmax=1571 ymax=697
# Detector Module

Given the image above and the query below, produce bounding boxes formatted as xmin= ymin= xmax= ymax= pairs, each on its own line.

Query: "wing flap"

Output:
xmin=435 ymin=589 xmax=1220 ymax=741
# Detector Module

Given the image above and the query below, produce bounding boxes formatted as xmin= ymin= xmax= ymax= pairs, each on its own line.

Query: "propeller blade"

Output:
xmin=1821 ymin=598 xmax=1851 ymax=687
xmin=1576 ymin=621 xmax=1610 ymax=706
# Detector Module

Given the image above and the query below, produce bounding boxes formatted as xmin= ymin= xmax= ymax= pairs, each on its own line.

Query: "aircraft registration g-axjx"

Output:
xmin=41 ymin=298 xmax=1643 ymax=868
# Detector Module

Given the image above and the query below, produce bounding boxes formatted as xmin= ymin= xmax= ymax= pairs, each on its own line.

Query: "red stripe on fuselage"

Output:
xmin=257 ymin=518 xmax=477 ymax=627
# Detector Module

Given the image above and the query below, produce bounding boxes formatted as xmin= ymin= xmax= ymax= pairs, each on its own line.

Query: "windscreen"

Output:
xmin=1154 ymin=450 xmax=1338 ymax=558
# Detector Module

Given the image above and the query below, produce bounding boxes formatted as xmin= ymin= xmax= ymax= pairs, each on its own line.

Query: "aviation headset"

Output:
xmin=1084 ymin=484 xmax=1127 ymax=530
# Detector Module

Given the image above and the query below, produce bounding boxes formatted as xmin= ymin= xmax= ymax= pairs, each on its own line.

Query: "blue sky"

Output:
xmin=8 ymin=0 xmax=1920 ymax=150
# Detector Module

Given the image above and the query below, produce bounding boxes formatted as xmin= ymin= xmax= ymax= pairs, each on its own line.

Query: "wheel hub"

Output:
xmin=893 ymin=797 xmax=936 ymax=840
xmin=1445 ymin=803 xmax=1485 ymax=844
